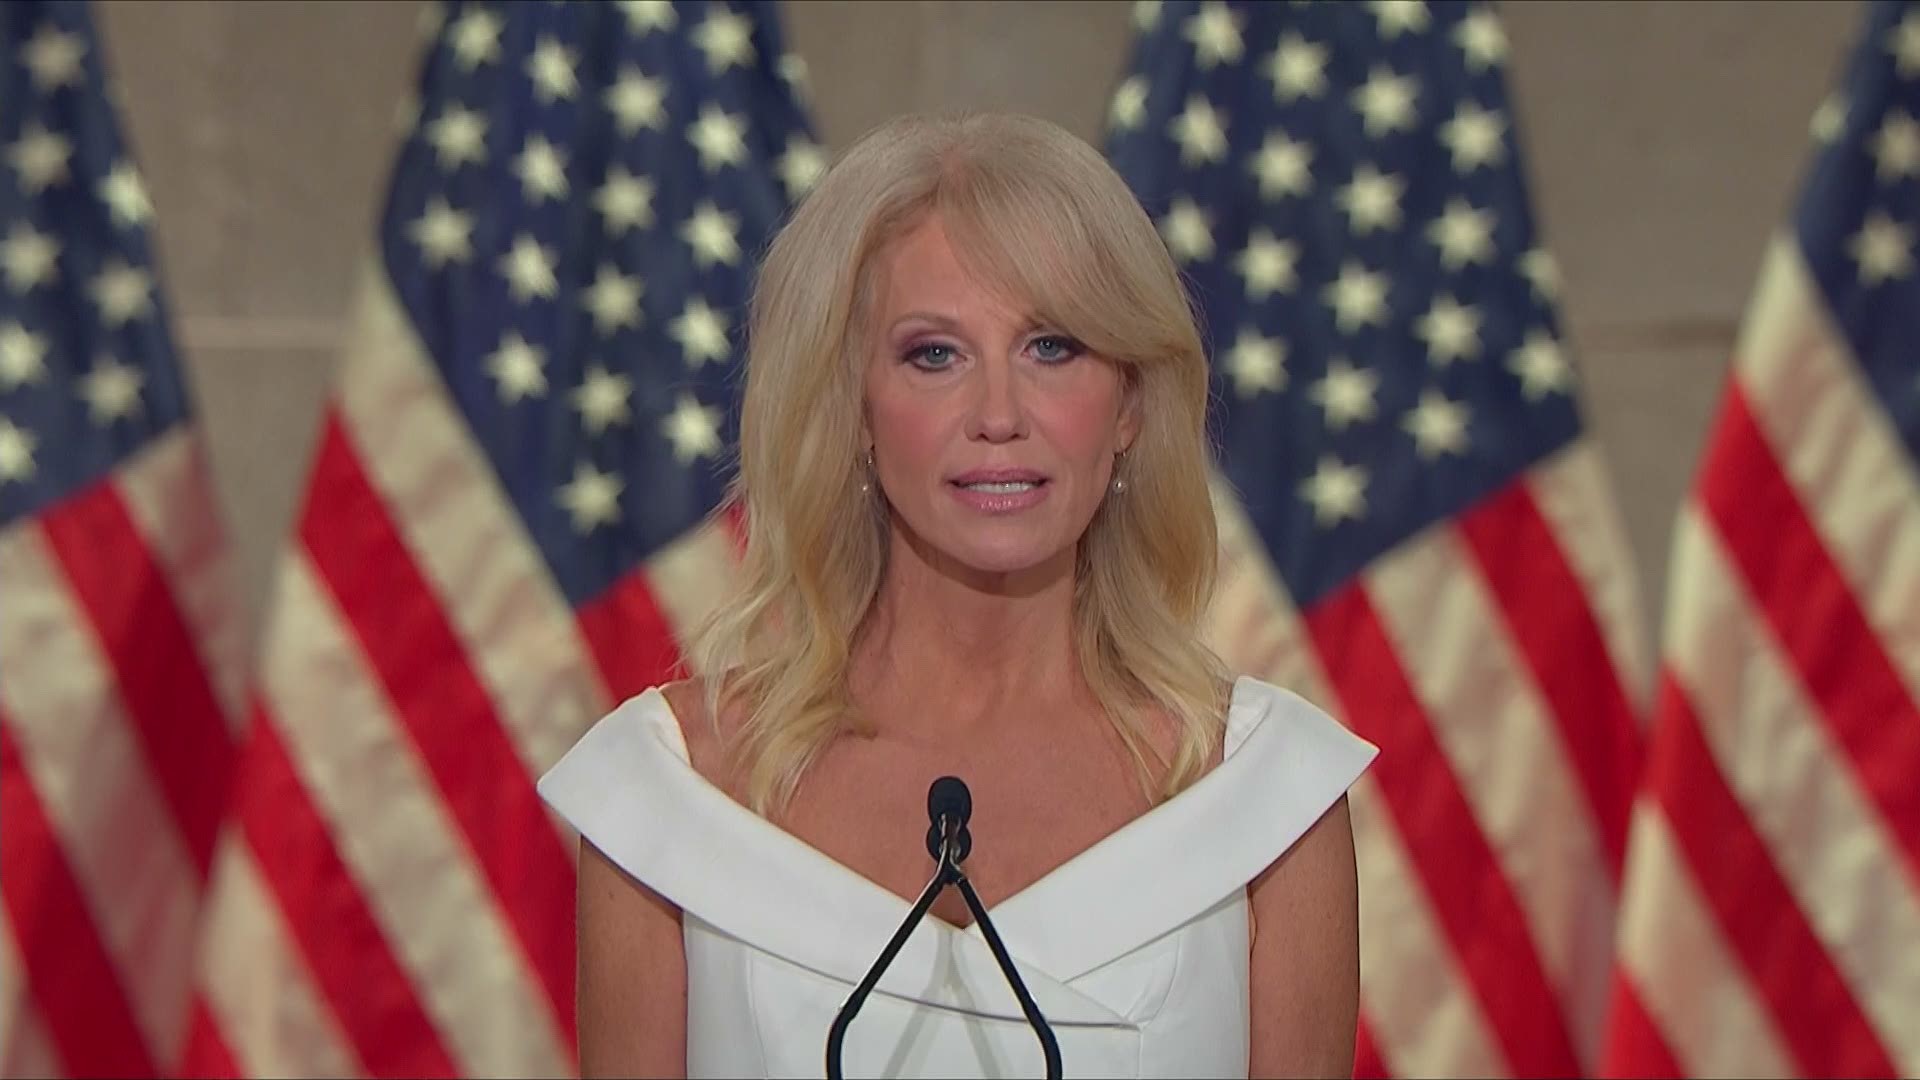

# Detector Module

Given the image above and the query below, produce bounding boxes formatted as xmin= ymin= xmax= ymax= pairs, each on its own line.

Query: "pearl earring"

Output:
xmin=859 ymin=449 xmax=874 ymax=494
xmin=1111 ymin=451 xmax=1128 ymax=495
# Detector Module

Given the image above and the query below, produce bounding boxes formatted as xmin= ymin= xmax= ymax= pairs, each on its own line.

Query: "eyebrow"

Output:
xmin=888 ymin=310 xmax=1046 ymax=334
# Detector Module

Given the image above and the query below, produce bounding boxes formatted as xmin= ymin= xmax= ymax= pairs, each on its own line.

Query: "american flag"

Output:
xmin=1601 ymin=2 xmax=1920 ymax=1075
xmin=0 ymin=0 xmax=245 ymax=1075
xmin=180 ymin=1 xmax=819 ymax=1074
xmin=1105 ymin=2 xmax=1650 ymax=1075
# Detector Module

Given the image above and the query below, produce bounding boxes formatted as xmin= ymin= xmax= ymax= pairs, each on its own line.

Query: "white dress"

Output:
xmin=537 ymin=676 xmax=1377 ymax=1078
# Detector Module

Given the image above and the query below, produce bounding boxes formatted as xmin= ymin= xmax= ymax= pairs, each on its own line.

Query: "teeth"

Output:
xmin=963 ymin=481 xmax=1037 ymax=493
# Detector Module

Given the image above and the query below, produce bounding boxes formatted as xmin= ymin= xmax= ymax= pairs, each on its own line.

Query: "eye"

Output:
xmin=903 ymin=342 xmax=959 ymax=370
xmin=1029 ymin=334 xmax=1084 ymax=364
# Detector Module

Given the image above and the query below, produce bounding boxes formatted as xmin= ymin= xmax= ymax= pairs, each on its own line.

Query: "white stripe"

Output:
xmin=1204 ymin=475 xmax=1336 ymax=709
xmin=1613 ymin=801 xmax=1795 ymax=1077
xmin=0 ymin=526 xmax=201 ymax=1064
xmin=258 ymin=552 xmax=571 ymax=1076
xmin=643 ymin=516 xmax=742 ymax=654
xmin=1365 ymin=527 xmax=1616 ymax=1065
xmin=335 ymin=267 xmax=610 ymax=779
xmin=195 ymin=842 xmax=362 ymax=1079
xmin=1527 ymin=440 xmax=1654 ymax=710
xmin=1349 ymin=773 xmax=1506 ymax=1077
xmin=1667 ymin=507 xmax=1920 ymax=1068
xmin=1736 ymin=237 xmax=1920 ymax=712
xmin=114 ymin=427 xmax=249 ymax=724
xmin=0 ymin=924 xmax=63 ymax=1080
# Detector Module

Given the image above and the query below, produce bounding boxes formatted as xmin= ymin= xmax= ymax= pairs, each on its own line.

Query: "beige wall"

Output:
xmin=93 ymin=0 xmax=1864 ymax=645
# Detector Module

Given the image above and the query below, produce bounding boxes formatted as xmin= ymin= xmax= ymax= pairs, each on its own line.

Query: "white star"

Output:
xmin=487 ymin=331 xmax=548 ymax=402
xmin=0 ymin=418 xmax=36 ymax=484
xmin=1811 ymin=94 xmax=1848 ymax=144
xmin=426 ymin=105 xmax=488 ymax=170
xmin=1351 ymin=67 xmax=1419 ymax=137
xmin=1370 ymin=0 xmax=1430 ymax=38
xmin=662 ymin=393 xmax=724 ymax=463
xmin=526 ymin=36 xmax=579 ymax=103
xmin=1323 ymin=261 xmax=1390 ymax=332
xmin=606 ymin=67 xmax=668 ymax=135
xmin=595 ymin=168 xmax=656 ymax=234
xmin=1849 ymin=211 xmax=1914 ymax=284
xmin=1508 ymin=329 xmax=1572 ymax=400
xmin=1310 ymin=359 xmax=1379 ymax=430
xmin=0 ymin=322 xmax=50 ymax=389
xmin=0 ymin=223 xmax=59 ymax=293
xmin=1265 ymin=33 xmax=1328 ymax=101
xmin=1300 ymin=455 xmax=1368 ymax=527
xmin=1110 ymin=76 xmax=1150 ymax=132
xmin=1426 ymin=198 xmax=1496 ymax=269
xmin=1225 ymin=329 xmax=1286 ymax=398
xmin=671 ymin=297 xmax=732 ymax=366
xmin=1403 ymin=389 xmax=1469 ymax=458
xmin=1890 ymin=10 xmax=1920 ymax=77
xmin=77 ymin=354 xmax=144 ymax=424
xmin=1454 ymin=7 xmax=1508 ymax=70
xmin=571 ymin=366 xmax=633 ymax=435
xmin=1337 ymin=164 xmax=1405 ymax=234
xmin=1520 ymin=247 xmax=1560 ymax=299
xmin=1170 ymin=96 xmax=1229 ymax=166
xmin=688 ymin=105 xmax=748 ymax=172
xmin=409 ymin=196 xmax=473 ymax=267
xmin=1234 ymin=230 xmax=1299 ymax=299
xmin=513 ymin=135 xmax=569 ymax=202
xmin=89 ymin=259 xmax=153 ymax=327
xmin=778 ymin=53 xmax=811 ymax=95
xmin=581 ymin=264 xmax=644 ymax=335
xmin=694 ymin=7 xmax=756 ymax=72
xmin=1870 ymin=111 xmax=1920 ymax=182
xmin=1185 ymin=3 xmax=1245 ymax=69
xmin=619 ymin=0 xmax=677 ymax=34
xmin=8 ymin=125 xmax=72 ymax=193
xmin=447 ymin=7 xmax=503 ymax=69
xmin=682 ymin=202 xmax=741 ymax=268
xmin=1251 ymin=132 xmax=1313 ymax=199
xmin=1440 ymin=102 xmax=1507 ymax=171
xmin=1159 ymin=197 xmax=1215 ymax=263
xmin=1133 ymin=0 xmax=1163 ymax=30
xmin=498 ymin=233 xmax=558 ymax=301
xmin=23 ymin=24 xmax=86 ymax=92
xmin=96 ymin=162 xmax=153 ymax=230
xmin=778 ymin=136 xmax=826 ymax=199
xmin=1415 ymin=295 xmax=1482 ymax=364
xmin=557 ymin=460 xmax=623 ymax=533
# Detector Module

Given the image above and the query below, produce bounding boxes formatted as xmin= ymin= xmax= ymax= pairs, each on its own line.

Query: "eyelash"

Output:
xmin=902 ymin=334 xmax=1085 ymax=369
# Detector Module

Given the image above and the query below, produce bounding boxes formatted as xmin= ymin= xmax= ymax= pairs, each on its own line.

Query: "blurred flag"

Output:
xmin=1600 ymin=2 xmax=1920 ymax=1076
xmin=1106 ymin=2 xmax=1650 ymax=1075
xmin=180 ymin=1 xmax=819 ymax=1075
xmin=0 ymin=1 xmax=245 ymax=1075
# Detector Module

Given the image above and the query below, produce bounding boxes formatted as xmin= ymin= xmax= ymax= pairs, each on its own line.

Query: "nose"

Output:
xmin=964 ymin=354 xmax=1028 ymax=444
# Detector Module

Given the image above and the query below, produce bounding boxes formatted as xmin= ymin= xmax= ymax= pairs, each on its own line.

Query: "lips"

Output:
xmin=949 ymin=468 xmax=1048 ymax=488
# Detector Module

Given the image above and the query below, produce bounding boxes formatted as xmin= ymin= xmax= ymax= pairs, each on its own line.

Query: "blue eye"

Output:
xmin=1030 ymin=335 xmax=1083 ymax=364
xmin=904 ymin=342 xmax=957 ymax=369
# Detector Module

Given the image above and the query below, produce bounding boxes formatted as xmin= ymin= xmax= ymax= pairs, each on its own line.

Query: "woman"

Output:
xmin=538 ymin=112 xmax=1378 ymax=1079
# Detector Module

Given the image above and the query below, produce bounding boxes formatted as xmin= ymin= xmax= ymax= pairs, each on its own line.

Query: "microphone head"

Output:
xmin=927 ymin=775 xmax=972 ymax=826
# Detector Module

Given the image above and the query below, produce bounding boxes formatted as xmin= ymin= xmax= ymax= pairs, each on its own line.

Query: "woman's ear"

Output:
xmin=1117 ymin=372 xmax=1143 ymax=454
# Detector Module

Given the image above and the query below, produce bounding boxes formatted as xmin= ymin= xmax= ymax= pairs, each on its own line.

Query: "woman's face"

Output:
xmin=862 ymin=214 xmax=1138 ymax=584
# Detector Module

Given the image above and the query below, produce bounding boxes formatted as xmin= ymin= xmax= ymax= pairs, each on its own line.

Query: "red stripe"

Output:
xmin=577 ymin=566 xmax=687 ymax=705
xmin=1306 ymin=583 xmax=1581 ymax=1077
xmin=233 ymin=702 xmax=457 ymax=1076
xmin=1645 ymin=674 xmax=1895 ymax=1076
xmin=1458 ymin=480 xmax=1640 ymax=875
xmin=1352 ymin=1012 xmax=1388 ymax=1079
xmin=1598 ymin=969 xmax=1683 ymax=1078
xmin=299 ymin=414 xmax=577 ymax=1051
xmin=0 ymin=722 xmax=158 ymax=1078
xmin=37 ymin=482 xmax=233 ymax=876
xmin=1699 ymin=387 xmax=1920 ymax=876
xmin=179 ymin=995 xmax=242 ymax=1079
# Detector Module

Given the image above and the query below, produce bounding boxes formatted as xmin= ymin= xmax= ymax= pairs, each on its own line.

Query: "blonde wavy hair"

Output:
xmin=685 ymin=111 xmax=1230 ymax=816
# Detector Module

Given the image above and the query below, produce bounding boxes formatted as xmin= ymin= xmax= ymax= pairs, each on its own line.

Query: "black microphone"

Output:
xmin=826 ymin=776 xmax=1063 ymax=1080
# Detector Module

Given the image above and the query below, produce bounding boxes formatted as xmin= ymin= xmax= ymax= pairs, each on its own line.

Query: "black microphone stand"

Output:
xmin=825 ymin=801 xmax=1063 ymax=1079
